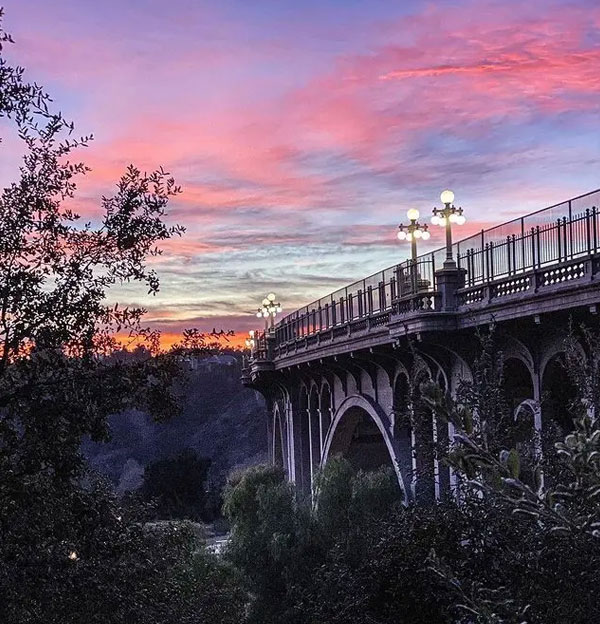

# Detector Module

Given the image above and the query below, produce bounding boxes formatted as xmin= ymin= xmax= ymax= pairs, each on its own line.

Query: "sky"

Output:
xmin=1 ymin=0 xmax=599 ymax=347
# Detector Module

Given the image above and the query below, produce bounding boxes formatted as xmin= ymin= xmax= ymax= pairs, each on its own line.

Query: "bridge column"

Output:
xmin=435 ymin=266 xmax=466 ymax=311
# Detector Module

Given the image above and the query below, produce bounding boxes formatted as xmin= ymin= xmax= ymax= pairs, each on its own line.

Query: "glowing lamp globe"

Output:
xmin=256 ymin=312 xmax=262 ymax=318
xmin=405 ymin=232 xmax=413 ymax=241
xmin=456 ymin=215 xmax=466 ymax=225
xmin=422 ymin=230 xmax=431 ymax=240
xmin=267 ymin=293 xmax=276 ymax=302
xmin=437 ymin=217 xmax=447 ymax=227
xmin=397 ymin=230 xmax=407 ymax=240
xmin=277 ymin=306 xmax=282 ymax=313
xmin=449 ymin=213 xmax=458 ymax=224
xmin=431 ymin=215 xmax=440 ymax=225
xmin=413 ymin=229 xmax=422 ymax=239
xmin=440 ymin=189 xmax=455 ymax=205
xmin=406 ymin=208 xmax=420 ymax=221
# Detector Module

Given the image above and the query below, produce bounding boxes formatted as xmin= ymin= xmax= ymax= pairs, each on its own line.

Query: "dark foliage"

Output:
xmin=140 ymin=449 xmax=212 ymax=521
xmin=0 ymin=11 xmax=245 ymax=622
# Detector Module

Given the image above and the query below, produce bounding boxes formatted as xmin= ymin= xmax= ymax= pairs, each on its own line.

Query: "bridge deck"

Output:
xmin=248 ymin=189 xmax=600 ymax=369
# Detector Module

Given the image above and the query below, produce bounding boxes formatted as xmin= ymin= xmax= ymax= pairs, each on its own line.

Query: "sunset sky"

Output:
xmin=2 ymin=0 xmax=599 ymax=345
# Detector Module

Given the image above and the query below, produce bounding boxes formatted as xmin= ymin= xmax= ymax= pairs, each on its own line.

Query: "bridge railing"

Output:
xmin=258 ymin=189 xmax=599 ymax=356
xmin=457 ymin=192 xmax=600 ymax=286
xmin=273 ymin=256 xmax=437 ymax=345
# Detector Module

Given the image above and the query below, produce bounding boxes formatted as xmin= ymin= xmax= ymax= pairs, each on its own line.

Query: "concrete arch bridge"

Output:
xmin=243 ymin=189 xmax=600 ymax=502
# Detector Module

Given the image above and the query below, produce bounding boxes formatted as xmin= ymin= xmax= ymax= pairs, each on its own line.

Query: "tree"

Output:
xmin=0 ymin=11 xmax=242 ymax=622
xmin=423 ymin=326 xmax=600 ymax=623
xmin=140 ymin=449 xmax=212 ymax=520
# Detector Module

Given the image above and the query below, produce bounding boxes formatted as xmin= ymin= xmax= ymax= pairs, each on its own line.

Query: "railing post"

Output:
xmin=557 ymin=218 xmax=562 ymax=262
xmin=521 ymin=217 xmax=525 ymax=270
xmin=568 ymin=200 xmax=573 ymax=259
xmin=593 ymin=206 xmax=598 ymax=252
xmin=466 ymin=249 xmax=473 ymax=286
xmin=586 ymin=208 xmax=592 ymax=254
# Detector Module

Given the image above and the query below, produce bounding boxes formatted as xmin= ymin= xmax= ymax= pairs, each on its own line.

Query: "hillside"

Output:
xmin=84 ymin=354 xmax=268 ymax=493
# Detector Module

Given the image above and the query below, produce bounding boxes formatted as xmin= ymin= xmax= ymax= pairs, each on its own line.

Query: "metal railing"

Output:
xmin=252 ymin=189 xmax=599 ymax=356
xmin=272 ymin=256 xmax=436 ymax=345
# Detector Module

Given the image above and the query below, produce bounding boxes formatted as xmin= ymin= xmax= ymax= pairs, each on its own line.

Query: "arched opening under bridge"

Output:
xmin=326 ymin=404 xmax=395 ymax=474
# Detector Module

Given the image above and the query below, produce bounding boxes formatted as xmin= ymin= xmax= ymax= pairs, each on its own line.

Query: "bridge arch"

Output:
xmin=298 ymin=385 xmax=311 ymax=495
xmin=322 ymin=394 xmax=408 ymax=501
xmin=272 ymin=403 xmax=286 ymax=472
xmin=541 ymin=350 xmax=578 ymax=436
xmin=502 ymin=356 xmax=534 ymax=413
xmin=308 ymin=385 xmax=321 ymax=470
xmin=319 ymin=382 xmax=333 ymax=452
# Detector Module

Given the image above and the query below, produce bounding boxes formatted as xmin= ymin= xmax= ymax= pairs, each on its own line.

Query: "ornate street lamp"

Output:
xmin=397 ymin=209 xmax=430 ymax=293
xmin=397 ymin=208 xmax=430 ymax=261
xmin=256 ymin=292 xmax=282 ymax=330
xmin=431 ymin=190 xmax=466 ymax=268
xmin=245 ymin=330 xmax=255 ymax=350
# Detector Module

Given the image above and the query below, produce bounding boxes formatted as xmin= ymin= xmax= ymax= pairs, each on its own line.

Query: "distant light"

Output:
xmin=68 ymin=551 xmax=78 ymax=561
xmin=406 ymin=208 xmax=420 ymax=221
xmin=397 ymin=230 xmax=407 ymax=240
xmin=456 ymin=215 xmax=466 ymax=225
xmin=440 ymin=189 xmax=455 ymax=205
xmin=249 ymin=330 xmax=255 ymax=337
xmin=267 ymin=293 xmax=276 ymax=302
xmin=422 ymin=230 xmax=431 ymax=240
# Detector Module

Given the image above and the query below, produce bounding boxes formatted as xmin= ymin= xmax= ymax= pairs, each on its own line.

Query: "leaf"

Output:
xmin=507 ymin=449 xmax=520 ymax=479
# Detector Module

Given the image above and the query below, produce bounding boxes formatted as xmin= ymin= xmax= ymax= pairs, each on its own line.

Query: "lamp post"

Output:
xmin=431 ymin=190 xmax=466 ymax=268
xmin=256 ymin=292 xmax=282 ymax=331
xmin=397 ymin=209 xmax=430 ymax=292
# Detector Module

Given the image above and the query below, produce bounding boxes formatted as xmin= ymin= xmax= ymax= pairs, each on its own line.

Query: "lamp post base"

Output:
xmin=435 ymin=266 xmax=466 ymax=311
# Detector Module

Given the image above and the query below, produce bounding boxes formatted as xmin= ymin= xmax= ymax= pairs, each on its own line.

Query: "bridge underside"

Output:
xmin=251 ymin=299 xmax=600 ymax=502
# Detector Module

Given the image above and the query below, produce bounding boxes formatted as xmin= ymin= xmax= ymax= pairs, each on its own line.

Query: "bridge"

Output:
xmin=243 ymin=189 xmax=600 ymax=502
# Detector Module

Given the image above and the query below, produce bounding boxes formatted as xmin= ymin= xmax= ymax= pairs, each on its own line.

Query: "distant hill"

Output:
xmin=84 ymin=353 xmax=268 ymax=494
